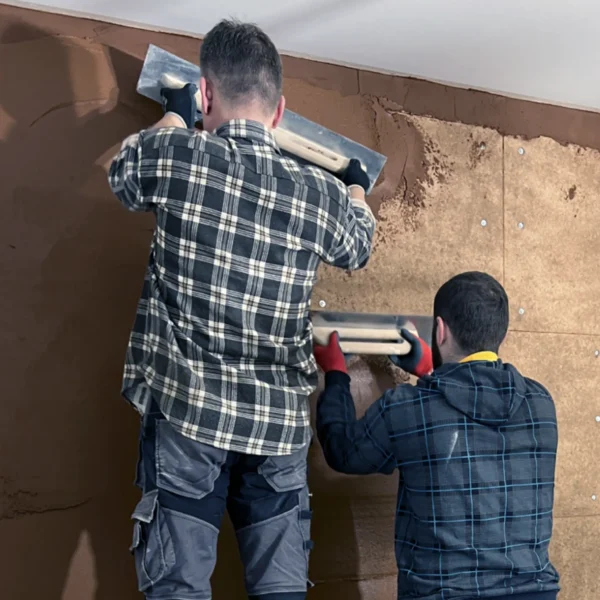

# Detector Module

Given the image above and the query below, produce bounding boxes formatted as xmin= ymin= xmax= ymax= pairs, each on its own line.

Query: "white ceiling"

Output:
xmin=7 ymin=0 xmax=600 ymax=112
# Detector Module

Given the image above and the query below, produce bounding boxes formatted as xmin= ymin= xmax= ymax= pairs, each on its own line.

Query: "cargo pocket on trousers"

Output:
xmin=155 ymin=419 xmax=227 ymax=500
xmin=258 ymin=444 xmax=309 ymax=493
xmin=130 ymin=489 xmax=176 ymax=592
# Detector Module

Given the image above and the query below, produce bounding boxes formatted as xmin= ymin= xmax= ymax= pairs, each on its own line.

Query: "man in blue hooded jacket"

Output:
xmin=315 ymin=271 xmax=559 ymax=600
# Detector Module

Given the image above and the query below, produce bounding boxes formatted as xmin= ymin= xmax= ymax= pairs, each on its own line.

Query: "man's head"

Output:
xmin=431 ymin=271 xmax=509 ymax=368
xmin=199 ymin=20 xmax=285 ymax=132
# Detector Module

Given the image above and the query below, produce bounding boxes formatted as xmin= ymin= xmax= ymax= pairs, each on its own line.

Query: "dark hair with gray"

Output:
xmin=434 ymin=271 xmax=509 ymax=354
xmin=200 ymin=19 xmax=283 ymax=113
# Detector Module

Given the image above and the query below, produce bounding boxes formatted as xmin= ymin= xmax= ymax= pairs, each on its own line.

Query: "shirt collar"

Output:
xmin=460 ymin=351 xmax=499 ymax=363
xmin=214 ymin=119 xmax=279 ymax=151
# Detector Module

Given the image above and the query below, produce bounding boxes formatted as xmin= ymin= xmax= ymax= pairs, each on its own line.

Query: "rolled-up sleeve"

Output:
xmin=316 ymin=371 xmax=396 ymax=475
xmin=323 ymin=184 xmax=376 ymax=271
xmin=108 ymin=132 xmax=150 ymax=212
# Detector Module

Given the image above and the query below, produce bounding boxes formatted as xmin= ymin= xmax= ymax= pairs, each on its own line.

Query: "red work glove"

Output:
xmin=313 ymin=332 xmax=347 ymax=374
xmin=389 ymin=328 xmax=433 ymax=378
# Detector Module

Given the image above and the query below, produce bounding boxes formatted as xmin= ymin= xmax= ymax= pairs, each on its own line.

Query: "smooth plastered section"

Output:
xmin=0 ymin=499 xmax=139 ymax=598
xmin=0 ymin=12 xmax=156 ymax=600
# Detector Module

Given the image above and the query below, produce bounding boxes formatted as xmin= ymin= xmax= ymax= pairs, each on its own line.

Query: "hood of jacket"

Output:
xmin=420 ymin=359 xmax=528 ymax=425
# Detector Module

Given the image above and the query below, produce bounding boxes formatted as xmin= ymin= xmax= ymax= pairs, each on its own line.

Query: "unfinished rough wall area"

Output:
xmin=1 ymin=5 xmax=599 ymax=599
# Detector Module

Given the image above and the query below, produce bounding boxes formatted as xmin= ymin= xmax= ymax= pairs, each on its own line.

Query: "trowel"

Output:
xmin=311 ymin=311 xmax=433 ymax=356
xmin=136 ymin=45 xmax=387 ymax=192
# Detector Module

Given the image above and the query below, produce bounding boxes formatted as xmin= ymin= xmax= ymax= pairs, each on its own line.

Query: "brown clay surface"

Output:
xmin=1 ymin=4 xmax=599 ymax=600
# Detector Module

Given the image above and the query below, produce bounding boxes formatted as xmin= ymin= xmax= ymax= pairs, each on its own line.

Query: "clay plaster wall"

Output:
xmin=0 ymin=5 xmax=598 ymax=599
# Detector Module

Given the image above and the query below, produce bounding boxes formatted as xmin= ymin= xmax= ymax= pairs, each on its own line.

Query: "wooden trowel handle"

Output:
xmin=313 ymin=326 xmax=401 ymax=344
xmin=338 ymin=340 xmax=411 ymax=356
xmin=160 ymin=73 xmax=353 ymax=174
xmin=274 ymin=129 xmax=349 ymax=173
xmin=313 ymin=324 xmax=416 ymax=356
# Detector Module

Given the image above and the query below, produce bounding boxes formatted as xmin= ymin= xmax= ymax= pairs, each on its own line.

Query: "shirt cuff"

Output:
xmin=325 ymin=371 xmax=351 ymax=388
xmin=120 ymin=131 xmax=142 ymax=150
xmin=350 ymin=196 xmax=375 ymax=219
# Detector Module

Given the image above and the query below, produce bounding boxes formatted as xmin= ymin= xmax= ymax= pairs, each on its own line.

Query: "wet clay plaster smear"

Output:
xmin=1 ymin=4 xmax=599 ymax=600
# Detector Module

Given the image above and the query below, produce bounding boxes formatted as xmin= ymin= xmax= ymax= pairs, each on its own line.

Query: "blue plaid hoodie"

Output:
xmin=317 ymin=357 xmax=560 ymax=600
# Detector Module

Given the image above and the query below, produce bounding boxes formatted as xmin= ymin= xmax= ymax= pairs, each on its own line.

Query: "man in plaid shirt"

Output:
xmin=109 ymin=19 xmax=375 ymax=600
xmin=315 ymin=272 xmax=560 ymax=600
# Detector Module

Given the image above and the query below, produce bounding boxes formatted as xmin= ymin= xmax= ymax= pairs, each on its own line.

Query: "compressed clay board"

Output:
xmin=0 ymin=24 xmax=156 ymax=600
xmin=311 ymin=111 xmax=504 ymax=316
xmin=501 ymin=331 xmax=600 ymax=518
xmin=549 ymin=515 xmax=600 ymax=600
xmin=504 ymin=136 xmax=600 ymax=334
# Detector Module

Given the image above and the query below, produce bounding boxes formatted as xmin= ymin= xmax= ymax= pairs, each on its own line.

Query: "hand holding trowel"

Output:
xmin=313 ymin=320 xmax=433 ymax=378
xmin=311 ymin=310 xmax=433 ymax=369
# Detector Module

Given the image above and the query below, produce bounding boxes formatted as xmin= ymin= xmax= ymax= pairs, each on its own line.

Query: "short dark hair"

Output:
xmin=200 ymin=19 xmax=283 ymax=112
xmin=434 ymin=272 xmax=509 ymax=354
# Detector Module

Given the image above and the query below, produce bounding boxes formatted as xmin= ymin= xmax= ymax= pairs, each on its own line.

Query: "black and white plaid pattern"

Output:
xmin=109 ymin=120 xmax=375 ymax=455
xmin=317 ymin=361 xmax=560 ymax=599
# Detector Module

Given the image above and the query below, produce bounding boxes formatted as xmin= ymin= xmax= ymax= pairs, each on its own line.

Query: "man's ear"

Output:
xmin=199 ymin=76 xmax=211 ymax=114
xmin=435 ymin=316 xmax=447 ymax=348
xmin=271 ymin=95 xmax=286 ymax=129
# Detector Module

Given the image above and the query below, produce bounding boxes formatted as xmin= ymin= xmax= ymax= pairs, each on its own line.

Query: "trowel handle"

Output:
xmin=338 ymin=340 xmax=412 ymax=356
xmin=314 ymin=325 xmax=401 ymax=343
xmin=274 ymin=129 xmax=350 ymax=174
xmin=313 ymin=325 xmax=415 ymax=356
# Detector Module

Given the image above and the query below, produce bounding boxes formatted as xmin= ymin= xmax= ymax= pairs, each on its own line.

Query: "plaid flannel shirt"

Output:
xmin=317 ymin=360 xmax=560 ymax=599
xmin=109 ymin=120 xmax=375 ymax=456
